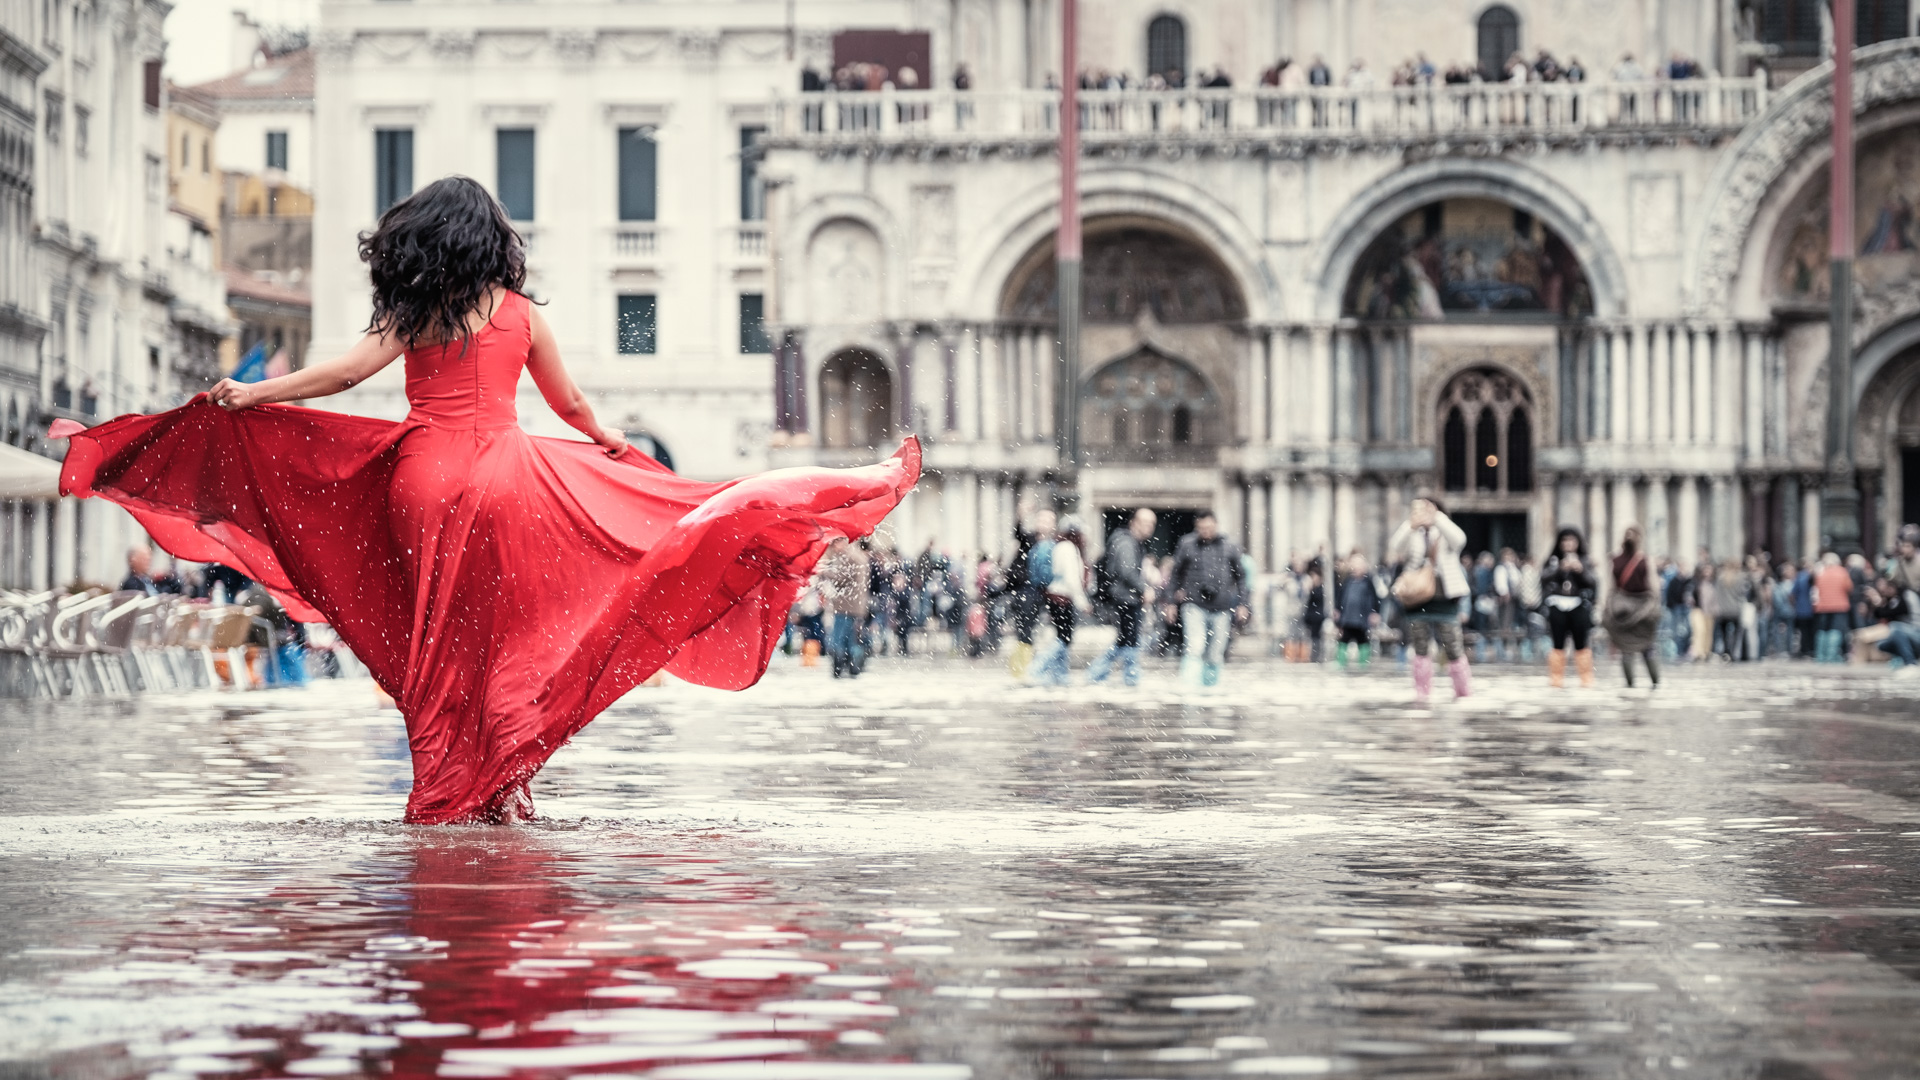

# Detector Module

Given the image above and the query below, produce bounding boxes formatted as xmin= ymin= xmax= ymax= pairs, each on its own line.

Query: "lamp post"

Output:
xmin=1822 ymin=0 xmax=1861 ymax=554
xmin=1055 ymin=0 xmax=1081 ymax=472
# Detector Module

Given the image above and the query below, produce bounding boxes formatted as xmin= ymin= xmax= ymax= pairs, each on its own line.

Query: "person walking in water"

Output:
xmin=1165 ymin=511 xmax=1248 ymax=687
xmin=1089 ymin=508 xmax=1156 ymax=686
xmin=1542 ymin=527 xmax=1598 ymax=688
xmin=820 ymin=537 xmax=872 ymax=679
xmin=1033 ymin=519 xmax=1091 ymax=685
xmin=1333 ymin=550 xmax=1379 ymax=668
xmin=53 ymin=176 xmax=918 ymax=824
xmin=1603 ymin=525 xmax=1663 ymax=688
xmin=1386 ymin=494 xmax=1471 ymax=704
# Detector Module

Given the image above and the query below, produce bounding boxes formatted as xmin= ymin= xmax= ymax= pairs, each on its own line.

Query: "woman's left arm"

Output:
xmin=523 ymin=307 xmax=628 ymax=457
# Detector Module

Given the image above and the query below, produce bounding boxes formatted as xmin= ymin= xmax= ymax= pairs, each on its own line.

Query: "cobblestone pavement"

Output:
xmin=2 ymin=655 xmax=1918 ymax=1079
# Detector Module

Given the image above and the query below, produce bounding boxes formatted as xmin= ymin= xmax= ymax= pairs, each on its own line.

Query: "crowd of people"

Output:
xmin=780 ymin=494 xmax=1920 ymax=697
xmin=799 ymin=47 xmax=1712 ymax=97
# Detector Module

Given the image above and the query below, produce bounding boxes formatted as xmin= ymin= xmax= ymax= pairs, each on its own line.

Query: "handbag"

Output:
xmin=1392 ymin=529 xmax=1440 ymax=608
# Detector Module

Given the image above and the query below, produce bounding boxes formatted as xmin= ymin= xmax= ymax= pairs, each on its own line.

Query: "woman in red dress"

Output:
xmin=55 ymin=177 xmax=918 ymax=823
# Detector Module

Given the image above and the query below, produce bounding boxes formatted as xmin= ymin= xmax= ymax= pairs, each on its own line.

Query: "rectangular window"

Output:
xmin=738 ymin=293 xmax=770 ymax=354
xmin=201 ymin=138 xmax=210 ymax=175
xmin=266 ymin=130 xmax=288 ymax=171
xmin=375 ymin=128 xmax=413 ymax=215
xmin=495 ymin=127 xmax=535 ymax=221
xmin=74 ymin=106 xmax=87 ymax=156
xmin=739 ymin=125 xmax=766 ymax=221
xmin=44 ymin=92 xmax=60 ymax=143
xmin=616 ymin=294 xmax=657 ymax=355
xmin=617 ymin=127 xmax=656 ymax=222
xmin=143 ymin=60 xmax=161 ymax=109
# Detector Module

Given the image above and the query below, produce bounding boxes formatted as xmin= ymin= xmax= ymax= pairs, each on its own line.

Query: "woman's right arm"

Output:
xmin=210 ymin=331 xmax=406 ymax=409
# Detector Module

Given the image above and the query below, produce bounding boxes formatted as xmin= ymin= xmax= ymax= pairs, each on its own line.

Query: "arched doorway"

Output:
xmin=1476 ymin=5 xmax=1520 ymax=80
xmin=1146 ymin=15 xmax=1186 ymax=84
xmin=819 ymin=349 xmax=893 ymax=449
xmin=1082 ymin=346 xmax=1222 ymax=463
xmin=1001 ymin=217 xmax=1250 ymax=455
xmin=1437 ymin=367 xmax=1536 ymax=556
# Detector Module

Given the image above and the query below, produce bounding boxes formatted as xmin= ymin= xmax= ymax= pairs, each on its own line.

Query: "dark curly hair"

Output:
xmin=357 ymin=176 xmax=526 ymax=350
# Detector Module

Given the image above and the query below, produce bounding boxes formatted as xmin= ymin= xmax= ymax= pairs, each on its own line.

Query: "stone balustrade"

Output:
xmin=770 ymin=78 xmax=1769 ymax=146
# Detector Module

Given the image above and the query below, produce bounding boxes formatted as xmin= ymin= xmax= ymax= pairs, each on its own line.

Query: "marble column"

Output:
xmin=1036 ymin=330 xmax=1054 ymax=441
xmin=1744 ymin=328 xmax=1765 ymax=460
xmin=1308 ymin=473 xmax=1333 ymax=564
xmin=1709 ymin=475 xmax=1732 ymax=558
xmin=1533 ymin=474 xmax=1556 ymax=560
xmin=1691 ymin=326 xmax=1713 ymax=447
xmin=1609 ymin=326 xmax=1629 ymax=443
xmin=1717 ymin=322 xmax=1741 ymax=450
xmin=1268 ymin=328 xmax=1292 ymax=445
xmin=1646 ymin=474 xmax=1672 ymax=560
xmin=979 ymin=330 xmax=1002 ymax=442
xmin=1250 ymin=478 xmax=1271 ymax=571
xmin=1649 ymin=324 xmax=1672 ymax=445
xmin=1309 ymin=326 xmax=1334 ymax=443
xmin=1332 ymin=474 xmax=1357 ymax=560
xmin=1671 ymin=324 xmax=1692 ymax=444
xmin=1586 ymin=479 xmax=1610 ymax=560
xmin=1611 ymin=476 xmax=1637 ymax=551
xmin=1627 ymin=323 xmax=1648 ymax=444
xmin=1247 ymin=332 xmax=1268 ymax=444
xmin=1801 ymin=481 xmax=1821 ymax=561
xmin=1675 ymin=476 xmax=1701 ymax=571
xmin=1332 ymin=328 xmax=1356 ymax=442
xmin=1273 ymin=476 xmax=1295 ymax=569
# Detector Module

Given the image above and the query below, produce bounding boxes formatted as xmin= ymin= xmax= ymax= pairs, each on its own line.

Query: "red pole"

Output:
xmin=1055 ymin=0 xmax=1081 ymax=467
xmin=1823 ymin=0 xmax=1861 ymax=553
xmin=1058 ymin=0 xmax=1080 ymax=263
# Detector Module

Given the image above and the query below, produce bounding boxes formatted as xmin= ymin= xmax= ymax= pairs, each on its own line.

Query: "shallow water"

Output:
xmin=4 ymin=658 xmax=1919 ymax=1079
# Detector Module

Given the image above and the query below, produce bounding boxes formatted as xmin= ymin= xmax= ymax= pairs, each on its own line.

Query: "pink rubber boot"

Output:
xmin=1448 ymin=658 xmax=1473 ymax=700
xmin=1411 ymin=655 xmax=1433 ymax=705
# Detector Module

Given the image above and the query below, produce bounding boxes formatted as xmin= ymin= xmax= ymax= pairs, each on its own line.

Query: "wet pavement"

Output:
xmin=3 ymin=656 xmax=1919 ymax=1079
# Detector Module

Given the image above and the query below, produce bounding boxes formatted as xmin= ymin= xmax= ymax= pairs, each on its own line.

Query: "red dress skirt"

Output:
xmin=55 ymin=292 xmax=919 ymax=822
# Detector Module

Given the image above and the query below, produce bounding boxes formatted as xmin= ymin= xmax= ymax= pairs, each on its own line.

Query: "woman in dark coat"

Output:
xmin=1541 ymin=526 xmax=1597 ymax=688
xmin=1603 ymin=524 xmax=1663 ymax=688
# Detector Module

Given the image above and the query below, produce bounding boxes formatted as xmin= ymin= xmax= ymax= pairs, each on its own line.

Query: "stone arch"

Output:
xmin=818 ymin=348 xmax=895 ymax=449
xmin=955 ymin=168 xmax=1280 ymax=324
xmin=999 ymin=219 xmax=1248 ymax=322
xmin=782 ymin=194 xmax=905 ymax=325
xmin=1853 ymin=319 xmax=1920 ymax=547
xmin=1080 ymin=344 xmax=1224 ymax=463
xmin=1312 ymin=158 xmax=1628 ymax=321
xmin=1436 ymin=366 xmax=1536 ymax=496
xmin=1687 ymin=39 xmax=1920 ymax=317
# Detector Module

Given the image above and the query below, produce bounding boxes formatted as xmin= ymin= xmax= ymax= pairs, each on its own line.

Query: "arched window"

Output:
xmin=1443 ymin=408 xmax=1468 ymax=491
xmin=819 ymin=350 xmax=894 ymax=449
xmin=1476 ymin=5 xmax=1520 ymax=81
xmin=1438 ymin=367 xmax=1533 ymax=496
xmin=1146 ymin=15 xmax=1187 ymax=84
xmin=1082 ymin=347 xmax=1219 ymax=462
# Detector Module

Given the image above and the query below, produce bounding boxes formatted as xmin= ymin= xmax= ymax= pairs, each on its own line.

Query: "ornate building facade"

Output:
xmin=306 ymin=0 xmax=1920 ymax=566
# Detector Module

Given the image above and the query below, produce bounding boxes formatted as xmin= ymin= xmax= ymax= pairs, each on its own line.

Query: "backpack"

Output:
xmin=1025 ymin=538 xmax=1054 ymax=590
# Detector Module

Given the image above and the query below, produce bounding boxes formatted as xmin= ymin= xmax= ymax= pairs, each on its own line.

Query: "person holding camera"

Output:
xmin=1164 ymin=511 xmax=1248 ymax=687
xmin=1385 ymin=494 xmax=1471 ymax=704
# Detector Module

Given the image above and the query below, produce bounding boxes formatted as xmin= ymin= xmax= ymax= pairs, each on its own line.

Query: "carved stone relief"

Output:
xmin=483 ymin=32 xmax=546 ymax=62
xmin=605 ymin=32 xmax=669 ymax=62
xmin=551 ymin=30 xmax=596 ymax=64
xmin=809 ymin=219 xmax=885 ymax=324
xmin=910 ymin=185 xmax=956 ymax=263
xmin=364 ymin=33 xmax=426 ymax=63
xmin=1628 ymin=173 xmax=1680 ymax=258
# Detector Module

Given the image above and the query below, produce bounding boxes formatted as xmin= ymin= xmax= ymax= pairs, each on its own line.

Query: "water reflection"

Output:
xmin=3 ymin=665 xmax=1920 ymax=1078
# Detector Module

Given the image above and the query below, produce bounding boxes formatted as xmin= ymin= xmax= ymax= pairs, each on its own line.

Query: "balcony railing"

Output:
xmin=736 ymin=225 xmax=767 ymax=258
xmin=771 ymin=79 xmax=1769 ymax=143
xmin=612 ymin=224 xmax=659 ymax=259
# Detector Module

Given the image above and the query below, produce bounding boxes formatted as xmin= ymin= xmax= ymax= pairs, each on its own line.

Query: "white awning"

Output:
xmin=0 ymin=442 xmax=63 ymax=500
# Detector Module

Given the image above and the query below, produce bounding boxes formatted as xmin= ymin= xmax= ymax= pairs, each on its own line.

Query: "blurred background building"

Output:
xmin=301 ymin=0 xmax=1920 ymax=570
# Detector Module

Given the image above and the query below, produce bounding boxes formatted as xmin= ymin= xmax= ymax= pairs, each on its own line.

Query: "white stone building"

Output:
xmin=307 ymin=0 xmax=1920 ymax=567
xmin=0 ymin=0 xmax=189 ymax=587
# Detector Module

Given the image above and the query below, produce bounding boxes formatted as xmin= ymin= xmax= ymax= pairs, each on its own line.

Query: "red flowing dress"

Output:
xmin=54 ymin=291 xmax=919 ymax=823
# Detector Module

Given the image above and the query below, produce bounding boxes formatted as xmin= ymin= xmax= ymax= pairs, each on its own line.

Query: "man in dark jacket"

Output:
xmin=1089 ymin=509 xmax=1156 ymax=687
xmin=1165 ymin=511 xmax=1248 ymax=687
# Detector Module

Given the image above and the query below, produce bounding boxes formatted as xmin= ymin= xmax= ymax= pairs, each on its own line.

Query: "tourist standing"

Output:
xmin=1541 ymin=527 xmax=1597 ymax=688
xmin=1604 ymin=525 xmax=1663 ymax=688
xmin=1334 ymin=550 xmax=1379 ymax=668
xmin=1713 ymin=559 xmax=1752 ymax=661
xmin=820 ymin=537 xmax=872 ymax=678
xmin=1812 ymin=552 xmax=1854 ymax=662
xmin=1034 ymin=520 xmax=1090 ymax=685
xmin=1006 ymin=507 xmax=1057 ymax=678
xmin=1386 ymin=495 xmax=1471 ymax=704
xmin=1089 ymin=509 xmax=1157 ymax=686
xmin=1166 ymin=511 xmax=1248 ymax=687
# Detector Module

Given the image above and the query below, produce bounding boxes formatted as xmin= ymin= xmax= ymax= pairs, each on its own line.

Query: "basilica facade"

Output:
xmin=305 ymin=0 xmax=1920 ymax=567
